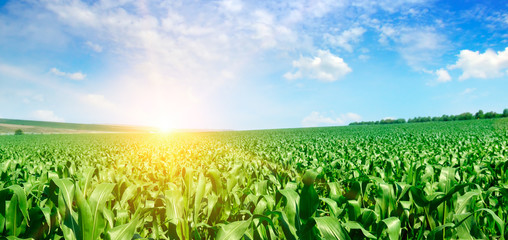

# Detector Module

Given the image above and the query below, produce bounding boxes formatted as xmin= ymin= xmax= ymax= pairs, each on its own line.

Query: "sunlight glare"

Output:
xmin=157 ymin=123 xmax=173 ymax=133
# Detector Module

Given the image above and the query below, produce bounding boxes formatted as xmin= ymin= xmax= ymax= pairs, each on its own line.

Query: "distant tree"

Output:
xmin=503 ymin=109 xmax=508 ymax=117
xmin=14 ymin=129 xmax=23 ymax=135
xmin=457 ymin=112 xmax=473 ymax=121
xmin=484 ymin=111 xmax=496 ymax=119
xmin=475 ymin=110 xmax=484 ymax=119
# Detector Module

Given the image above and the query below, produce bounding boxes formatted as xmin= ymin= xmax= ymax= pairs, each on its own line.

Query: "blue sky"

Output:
xmin=0 ymin=0 xmax=507 ymax=130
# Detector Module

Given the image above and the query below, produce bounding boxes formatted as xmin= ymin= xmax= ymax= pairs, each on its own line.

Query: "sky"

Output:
xmin=0 ymin=0 xmax=507 ymax=130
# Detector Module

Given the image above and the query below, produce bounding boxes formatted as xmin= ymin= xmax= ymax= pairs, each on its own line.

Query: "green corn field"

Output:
xmin=1 ymin=119 xmax=507 ymax=239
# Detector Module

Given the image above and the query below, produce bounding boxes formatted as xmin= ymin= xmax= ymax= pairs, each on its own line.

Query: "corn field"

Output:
xmin=1 ymin=119 xmax=507 ymax=239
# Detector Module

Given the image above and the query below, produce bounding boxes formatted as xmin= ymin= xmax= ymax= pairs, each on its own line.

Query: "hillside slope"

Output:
xmin=0 ymin=118 xmax=157 ymax=134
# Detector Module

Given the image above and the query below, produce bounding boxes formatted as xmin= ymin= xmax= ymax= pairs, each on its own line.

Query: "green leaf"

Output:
xmin=216 ymin=219 xmax=252 ymax=240
xmin=320 ymin=197 xmax=341 ymax=217
xmin=0 ymin=189 xmax=9 ymax=235
xmin=88 ymin=183 xmax=115 ymax=240
xmin=454 ymin=213 xmax=478 ymax=240
xmin=6 ymin=237 xmax=35 ymax=240
xmin=7 ymin=185 xmax=29 ymax=224
xmin=429 ymin=184 xmax=475 ymax=212
xmin=314 ymin=216 xmax=351 ymax=240
xmin=106 ymin=208 xmax=145 ymax=240
xmin=328 ymin=182 xmax=342 ymax=202
xmin=54 ymin=178 xmax=79 ymax=240
xmin=380 ymin=217 xmax=401 ymax=240
xmin=476 ymin=208 xmax=505 ymax=238
xmin=102 ymin=208 xmax=114 ymax=229
xmin=6 ymin=194 xmax=21 ymax=236
xmin=207 ymin=169 xmax=223 ymax=195
xmin=278 ymin=188 xmax=300 ymax=231
xmin=40 ymin=206 xmax=52 ymax=234
xmin=80 ymin=167 xmax=96 ymax=199
xmin=302 ymin=169 xmax=318 ymax=186
xmin=52 ymin=178 xmax=76 ymax=212
xmin=347 ymin=200 xmax=361 ymax=221
xmin=194 ymin=173 xmax=206 ymax=223
xmin=455 ymin=190 xmax=480 ymax=214
xmin=266 ymin=211 xmax=297 ymax=240
xmin=299 ymin=184 xmax=319 ymax=220
xmin=165 ymin=187 xmax=184 ymax=225
xmin=344 ymin=221 xmax=376 ymax=239
xmin=409 ymin=187 xmax=430 ymax=207
xmin=75 ymin=184 xmax=93 ymax=240
xmin=359 ymin=209 xmax=377 ymax=229
xmin=427 ymin=223 xmax=454 ymax=240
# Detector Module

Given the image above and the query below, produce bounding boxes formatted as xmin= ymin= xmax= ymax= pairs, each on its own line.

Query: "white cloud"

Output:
xmin=461 ymin=88 xmax=476 ymax=95
xmin=358 ymin=54 xmax=370 ymax=61
xmin=33 ymin=110 xmax=64 ymax=122
xmin=17 ymin=90 xmax=44 ymax=104
xmin=85 ymin=41 xmax=103 ymax=52
xmin=83 ymin=94 xmax=116 ymax=109
xmin=326 ymin=27 xmax=366 ymax=52
xmin=378 ymin=26 xmax=447 ymax=69
xmin=398 ymin=30 xmax=446 ymax=69
xmin=219 ymin=0 xmax=243 ymax=12
xmin=0 ymin=63 xmax=40 ymax=83
xmin=49 ymin=67 xmax=65 ymax=76
xmin=435 ymin=68 xmax=451 ymax=82
xmin=284 ymin=50 xmax=352 ymax=82
xmin=50 ymin=68 xmax=86 ymax=80
xmin=67 ymin=72 xmax=86 ymax=80
xmin=448 ymin=47 xmax=508 ymax=80
xmin=302 ymin=111 xmax=362 ymax=127
xmin=352 ymin=0 xmax=429 ymax=13
xmin=1 ymin=0 xmax=441 ymax=129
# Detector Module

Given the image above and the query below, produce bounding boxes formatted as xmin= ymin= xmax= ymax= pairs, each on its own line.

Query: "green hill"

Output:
xmin=0 ymin=118 xmax=157 ymax=134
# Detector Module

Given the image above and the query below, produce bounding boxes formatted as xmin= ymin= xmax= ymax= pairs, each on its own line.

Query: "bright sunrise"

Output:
xmin=1 ymin=0 xmax=507 ymax=239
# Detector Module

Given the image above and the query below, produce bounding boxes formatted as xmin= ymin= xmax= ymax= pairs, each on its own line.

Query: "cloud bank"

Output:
xmin=302 ymin=111 xmax=361 ymax=127
xmin=33 ymin=110 xmax=64 ymax=122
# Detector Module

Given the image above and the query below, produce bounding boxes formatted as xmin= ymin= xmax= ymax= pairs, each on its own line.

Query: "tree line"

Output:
xmin=349 ymin=109 xmax=508 ymax=126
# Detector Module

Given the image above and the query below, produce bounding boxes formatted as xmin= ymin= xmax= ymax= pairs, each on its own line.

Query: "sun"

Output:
xmin=153 ymin=118 xmax=174 ymax=133
xmin=157 ymin=123 xmax=173 ymax=133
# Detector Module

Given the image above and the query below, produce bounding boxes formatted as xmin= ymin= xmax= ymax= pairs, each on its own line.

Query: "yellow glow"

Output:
xmin=157 ymin=123 xmax=173 ymax=133
xmin=152 ymin=117 xmax=174 ymax=133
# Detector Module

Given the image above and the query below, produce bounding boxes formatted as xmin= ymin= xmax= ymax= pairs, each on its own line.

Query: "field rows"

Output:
xmin=0 ymin=119 xmax=507 ymax=239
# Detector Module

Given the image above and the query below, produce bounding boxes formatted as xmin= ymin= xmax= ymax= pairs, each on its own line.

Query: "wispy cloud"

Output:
xmin=50 ymin=68 xmax=86 ymax=80
xmin=325 ymin=27 xmax=366 ymax=52
xmin=85 ymin=41 xmax=102 ymax=52
xmin=82 ymin=94 xmax=115 ymax=109
xmin=379 ymin=25 xmax=448 ymax=69
xmin=461 ymin=88 xmax=476 ymax=95
xmin=17 ymin=90 xmax=44 ymax=104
